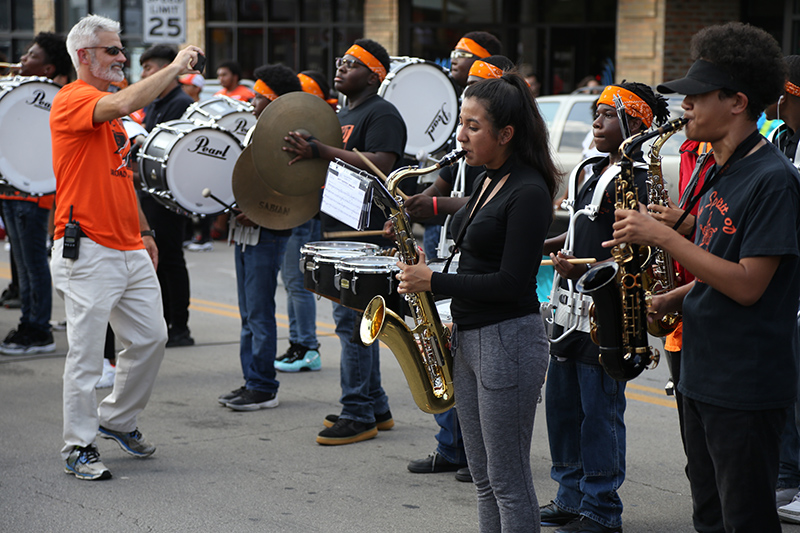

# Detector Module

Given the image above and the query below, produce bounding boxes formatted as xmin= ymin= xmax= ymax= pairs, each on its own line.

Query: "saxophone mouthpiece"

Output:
xmin=659 ymin=117 xmax=689 ymax=135
xmin=437 ymin=149 xmax=467 ymax=169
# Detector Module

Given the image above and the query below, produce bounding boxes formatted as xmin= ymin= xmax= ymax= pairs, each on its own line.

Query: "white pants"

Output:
xmin=51 ymin=238 xmax=167 ymax=459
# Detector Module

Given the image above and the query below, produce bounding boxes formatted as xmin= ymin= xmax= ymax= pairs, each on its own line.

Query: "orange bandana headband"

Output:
xmin=468 ymin=60 xmax=503 ymax=80
xmin=597 ymin=85 xmax=653 ymax=128
xmin=786 ymin=81 xmax=800 ymax=98
xmin=253 ymin=79 xmax=279 ymax=101
xmin=345 ymin=44 xmax=387 ymax=82
xmin=298 ymin=73 xmax=325 ymax=99
xmin=455 ymin=37 xmax=491 ymax=59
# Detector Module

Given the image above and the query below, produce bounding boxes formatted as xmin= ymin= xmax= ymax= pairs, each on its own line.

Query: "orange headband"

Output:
xmin=298 ymin=73 xmax=325 ymax=99
xmin=455 ymin=37 xmax=491 ymax=59
xmin=468 ymin=60 xmax=503 ymax=80
xmin=345 ymin=44 xmax=387 ymax=82
xmin=597 ymin=85 xmax=653 ymax=128
xmin=253 ymin=79 xmax=279 ymax=101
xmin=786 ymin=81 xmax=800 ymax=98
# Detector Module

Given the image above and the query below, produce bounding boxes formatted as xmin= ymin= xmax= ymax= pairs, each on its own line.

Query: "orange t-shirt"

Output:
xmin=215 ymin=85 xmax=255 ymax=102
xmin=50 ymin=80 xmax=142 ymax=250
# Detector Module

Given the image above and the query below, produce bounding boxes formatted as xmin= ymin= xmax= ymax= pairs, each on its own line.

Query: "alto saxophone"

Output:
xmin=644 ymin=118 xmax=687 ymax=336
xmin=360 ymin=149 xmax=466 ymax=414
xmin=576 ymin=117 xmax=686 ymax=381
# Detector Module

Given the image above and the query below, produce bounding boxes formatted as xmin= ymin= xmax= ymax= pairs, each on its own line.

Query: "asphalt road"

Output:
xmin=0 ymin=242 xmax=796 ymax=532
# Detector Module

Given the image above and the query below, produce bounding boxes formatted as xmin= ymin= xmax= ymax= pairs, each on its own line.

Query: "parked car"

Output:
xmin=537 ymin=91 xmax=687 ymax=237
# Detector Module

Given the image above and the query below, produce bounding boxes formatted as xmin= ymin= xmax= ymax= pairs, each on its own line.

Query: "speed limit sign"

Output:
xmin=143 ymin=0 xmax=186 ymax=44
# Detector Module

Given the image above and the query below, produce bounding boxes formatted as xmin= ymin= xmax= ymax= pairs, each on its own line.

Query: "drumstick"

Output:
xmin=352 ymin=149 xmax=409 ymax=201
xmin=540 ymin=257 xmax=597 ymax=266
xmin=201 ymin=188 xmax=236 ymax=211
xmin=323 ymin=230 xmax=386 ymax=239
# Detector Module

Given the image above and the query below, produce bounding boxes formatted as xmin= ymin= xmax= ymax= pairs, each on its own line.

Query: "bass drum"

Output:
xmin=182 ymin=95 xmax=256 ymax=145
xmin=137 ymin=119 xmax=241 ymax=216
xmin=379 ymin=57 xmax=459 ymax=161
xmin=0 ymin=76 xmax=60 ymax=195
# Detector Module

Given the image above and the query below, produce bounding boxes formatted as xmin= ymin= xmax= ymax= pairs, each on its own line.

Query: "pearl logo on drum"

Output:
xmin=425 ymin=103 xmax=451 ymax=142
xmin=231 ymin=118 xmax=251 ymax=136
xmin=187 ymin=136 xmax=231 ymax=160
xmin=26 ymin=89 xmax=52 ymax=112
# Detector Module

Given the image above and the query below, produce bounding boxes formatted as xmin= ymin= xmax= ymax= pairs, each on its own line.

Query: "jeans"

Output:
xmin=434 ymin=407 xmax=466 ymax=465
xmin=51 ymin=238 xmax=167 ymax=459
xmin=2 ymin=200 xmax=51 ymax=332
xmin=454 ymin=314 xmax=549 ymax=532
xmin=281 ymin=218 xmax=321 ymax=349
xmin=332 ymin=302 xmax=389 ymax=423
xmin=545 ymin=358 xmax=626 ymax=529
xmin=684 ymin=397 xmax=785 ymax=532
xmin=235 ymin=229 xmax=289 ymax=394
xmin=423 ymin=224 xmax=441 ymax=260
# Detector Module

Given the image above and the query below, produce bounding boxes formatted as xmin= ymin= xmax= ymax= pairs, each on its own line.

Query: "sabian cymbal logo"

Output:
xmin=26 ymin=90 xmax=52 ymax=111
xmin=258 ymin=201 xmax=289 ymax=215
xmin=425 ymin=103 xmax=451 ymax=141
xmin=188 ymin=136 xmax=231 ymax=160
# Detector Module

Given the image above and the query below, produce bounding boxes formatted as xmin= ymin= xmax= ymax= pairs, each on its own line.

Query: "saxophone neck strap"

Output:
xmin=672 ymin=129 xmax=762 ymax=232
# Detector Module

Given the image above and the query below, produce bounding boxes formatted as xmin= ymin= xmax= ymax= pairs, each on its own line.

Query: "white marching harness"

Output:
xmin=541 ymin=155 xmax=647 ymax=343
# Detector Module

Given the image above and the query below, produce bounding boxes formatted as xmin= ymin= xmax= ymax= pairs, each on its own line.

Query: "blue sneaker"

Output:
xmin=275 ymin=346 xmax=321 ymax=372
xmin=98 ymin=426 xmax=156 ymax=457
xmin=64 ymin=444 xmax=112 ymax=480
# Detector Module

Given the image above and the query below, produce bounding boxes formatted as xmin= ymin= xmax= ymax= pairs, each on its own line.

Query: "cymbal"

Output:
xmin=251 ymin=91 xmax=342 ymax=197
xmin=232 ymin=145 xmax=320 ymax=230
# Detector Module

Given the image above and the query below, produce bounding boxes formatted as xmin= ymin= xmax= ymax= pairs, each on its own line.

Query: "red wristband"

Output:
xmin=432 ymin=196 xmax=438 ymax=216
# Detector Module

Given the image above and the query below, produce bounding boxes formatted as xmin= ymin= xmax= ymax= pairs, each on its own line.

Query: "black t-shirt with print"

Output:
xmin=680 ymin=141 xmax=800 ymax=410
xmin=321 ymin=94 xmax=407 ymax=246
xmin=550 ymin=155 xmax=648 ymax=362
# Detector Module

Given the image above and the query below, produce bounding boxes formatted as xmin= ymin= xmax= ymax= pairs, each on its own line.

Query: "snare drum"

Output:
xmin=182 ymin=96 xmax=256 ymax=144
xmin=379 ymin=57 xmax=459 ymax=160
xmin=0 ymin=76 xmax=60 ymax=195
xmin=336 ymin=256 xmax=403 ymax=313
xmin=300 ymin=241 xmax=379 ymax=301
xmin=137 ymin=119 xmax=241 ymax=215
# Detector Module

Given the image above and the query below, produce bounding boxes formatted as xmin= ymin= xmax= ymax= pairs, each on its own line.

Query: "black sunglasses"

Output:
xmin=82 ymin=46 xmax=127 ymax=57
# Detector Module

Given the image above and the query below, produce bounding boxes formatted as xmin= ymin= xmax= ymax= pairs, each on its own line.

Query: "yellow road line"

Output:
xmin=188 ymin=298 xmax=336 ymax=331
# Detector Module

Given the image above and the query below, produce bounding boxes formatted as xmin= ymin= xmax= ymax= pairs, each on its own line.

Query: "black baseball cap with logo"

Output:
xmin=657 ymin=59 xmax=751 ymax=97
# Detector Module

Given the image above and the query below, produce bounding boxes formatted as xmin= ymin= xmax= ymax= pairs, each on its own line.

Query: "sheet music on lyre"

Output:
xmin=321 ymin=159 xmax=376 ymax=230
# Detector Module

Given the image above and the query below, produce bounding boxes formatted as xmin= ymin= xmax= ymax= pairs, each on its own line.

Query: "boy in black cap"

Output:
xmin=606 ymin=22 xmax=800 ymax=532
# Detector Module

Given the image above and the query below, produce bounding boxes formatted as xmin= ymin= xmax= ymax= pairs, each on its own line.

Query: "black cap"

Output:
xmin=657 ymin=59 xmax=751 ymax=97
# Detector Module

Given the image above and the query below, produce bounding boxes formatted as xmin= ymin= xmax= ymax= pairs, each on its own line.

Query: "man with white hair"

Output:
xmin=50 ymin=14 xmax=203 ymax=481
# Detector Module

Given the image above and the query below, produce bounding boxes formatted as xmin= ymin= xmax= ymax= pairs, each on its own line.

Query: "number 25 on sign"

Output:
xmin=143 ymin=0 xmax=186 ymax=44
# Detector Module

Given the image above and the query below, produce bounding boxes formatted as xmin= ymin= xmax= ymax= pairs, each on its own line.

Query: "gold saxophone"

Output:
xmin=360 ymin=149 xmax=466 ymax=414
xmin=576 ymin=118 xmax=686 ymax=380
xmin=644 ymin=118 xmax=687 ymax=336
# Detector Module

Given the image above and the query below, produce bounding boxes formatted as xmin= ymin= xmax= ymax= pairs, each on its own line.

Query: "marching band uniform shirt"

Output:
xmin=50 ymin=80 xmax=142 ymax=250
xmin=550 ymin=154 xmax=648 ymax=362
xmin=143 ymin=84 xmax=194 ymax=132
xmin=215 ymin=85 xmax=255 ymax=102
xmin=321 ymin=93 xmax=407 ymax=246
xmin=430 ymin=155 xmax=551 ymax=330
xmin=680 ymin=141 xmax=800 ymax=410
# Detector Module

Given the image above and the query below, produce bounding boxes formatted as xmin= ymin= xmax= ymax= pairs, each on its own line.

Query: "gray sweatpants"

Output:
xmin=453 ymin=313 xmax=549 ymax=532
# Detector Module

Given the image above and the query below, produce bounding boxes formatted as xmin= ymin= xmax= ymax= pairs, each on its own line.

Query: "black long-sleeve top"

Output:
xmin=430 ymin=155 xmax=552 ymax=329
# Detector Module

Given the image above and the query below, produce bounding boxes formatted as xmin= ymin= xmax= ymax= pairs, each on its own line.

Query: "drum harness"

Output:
xmin=542 ymin=156 xmax=647 ymax=343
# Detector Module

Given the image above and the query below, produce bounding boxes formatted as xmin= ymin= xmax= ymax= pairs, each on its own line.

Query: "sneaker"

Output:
xmin=95 ymin=359 xmax=116 ymax=389
xmin=779 ymin=492 xmax=800 ymax=523
xmin=778 ymin=487 xmax=799 ymax=508
xmin=0 ymin=284 xmax=18 ymax=305
xmin=3 ymin=297 xmax=21 ymax=309
xmin=226 ymin=389 xmax=279 ymax=411
xmin=166 ymin=329 xmax=195 ymax=348
xmin=554 ymin=516 xmax=622 ymax=533
xmin=98 ymin=426 xmax=156 ymax=457
xmin=0 ymin=326 xmax=55 ymax=355
xmin=218 ymin=385 xmax=246 ymax=406
xmin=455 ymin=466 xmax=472 ymax=483
xmin=316 ymin=418 xmax=378 ymax=445
xmin=407 ymin=451 xmax=464 ymax=473
xmin=185 ymin=240 xmax=213 ymax=252
xmin=64 ymin=444 xmax=112 ymax=480
xmin=541 ymin=501 xmax=580 ymax=527
xmin=324 ymin=410 xmax=394 ymax=431
xmin=275 ymin=342 xmax=300 ymax=363
xmin=274 ymin=345 xmax=321 ymax=372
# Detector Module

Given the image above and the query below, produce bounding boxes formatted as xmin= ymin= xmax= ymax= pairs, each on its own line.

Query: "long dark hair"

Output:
xmin=464 ymin=73 xmax=562 ymax=199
